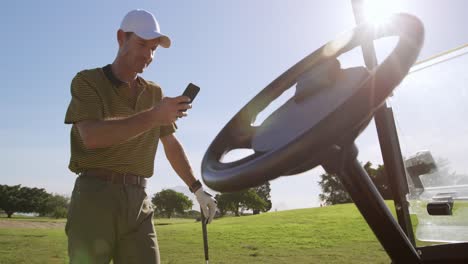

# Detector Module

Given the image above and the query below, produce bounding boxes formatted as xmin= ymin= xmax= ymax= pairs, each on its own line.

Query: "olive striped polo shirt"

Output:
xmin=64 ymin=64 xmax=176 ymax=177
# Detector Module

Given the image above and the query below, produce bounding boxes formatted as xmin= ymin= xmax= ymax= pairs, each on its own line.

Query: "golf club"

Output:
xmin=200 ymin=206 xmax=209 ymax=264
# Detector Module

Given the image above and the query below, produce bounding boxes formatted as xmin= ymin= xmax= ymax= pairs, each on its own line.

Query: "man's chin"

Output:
xmin=136 ymin=66 xmax=147 ymax=74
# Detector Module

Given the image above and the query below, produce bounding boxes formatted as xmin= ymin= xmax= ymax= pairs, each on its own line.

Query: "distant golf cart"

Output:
xmin=201 ymin=1 xmax=468 ymax=263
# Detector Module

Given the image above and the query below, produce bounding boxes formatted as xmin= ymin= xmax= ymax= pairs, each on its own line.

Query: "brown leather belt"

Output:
xmin=80 ymin=168 xmax=147 ymax=188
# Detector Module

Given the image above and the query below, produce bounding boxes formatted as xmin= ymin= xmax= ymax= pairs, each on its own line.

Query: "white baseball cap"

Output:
xmin=120 ymin=9 xmax=171 ymax=48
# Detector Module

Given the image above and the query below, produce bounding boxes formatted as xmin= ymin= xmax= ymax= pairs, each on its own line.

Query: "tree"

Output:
xmin=252 ymin=182 xmax=272 ymax=214
xmin=214 ymin=192 xmax=236 ymax=216
xmin=0 ymin=185 xmax=21 ymax=217
xmin=319 ymin=162 xmax=393 ymax=205
xmin=215 ymin=189 xmax=267 ymax=216
xmin=318 ymin=173 xmax=352 ymax=205
xmin=39 ymin=194 xmax=70 ymax=218
xmin=0 ymin=185 xmax=50 ymax=218
xmin=242 ymin=189 xmax=268 ymax=214
xmin=364 ymin=162 xmax=392 ymax=199
xmin=151 ymin=189 xmax=193 ymax=218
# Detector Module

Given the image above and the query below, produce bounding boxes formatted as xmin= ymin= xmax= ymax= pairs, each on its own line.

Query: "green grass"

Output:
xmin=0 ymin=203 xmax=409 ymax=263
xmin=0 ymin=228 xmax=67 ymax=264
xmin=157 ymin=204 xmax=389 ymax=264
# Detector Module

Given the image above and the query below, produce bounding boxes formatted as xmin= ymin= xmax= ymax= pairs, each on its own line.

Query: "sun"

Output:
xmin=361 ymin=0 xmax=408 ymax=24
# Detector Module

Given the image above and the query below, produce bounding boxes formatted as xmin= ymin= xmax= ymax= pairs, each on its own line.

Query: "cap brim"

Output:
xmin=135 ymin=31 xmax=171 ymax=48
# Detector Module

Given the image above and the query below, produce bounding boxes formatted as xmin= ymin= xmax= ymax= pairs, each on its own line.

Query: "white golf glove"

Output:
xmin=195 ymin=187 xmax=217 ymax=224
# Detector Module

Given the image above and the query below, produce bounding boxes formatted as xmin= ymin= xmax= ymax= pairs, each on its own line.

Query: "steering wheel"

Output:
xmin=202 ymin=13 xmax=424 ymax=192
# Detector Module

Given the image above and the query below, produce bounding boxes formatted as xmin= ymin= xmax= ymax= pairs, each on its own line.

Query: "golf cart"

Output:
xmin=201 ymin=1 xmax=468 ymax=263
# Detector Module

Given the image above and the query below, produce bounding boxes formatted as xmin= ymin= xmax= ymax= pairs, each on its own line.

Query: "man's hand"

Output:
xmin=152 ymin=96 xmax=191 ymax=125
xmin=195 ymin=188 xmax=217 ymax=224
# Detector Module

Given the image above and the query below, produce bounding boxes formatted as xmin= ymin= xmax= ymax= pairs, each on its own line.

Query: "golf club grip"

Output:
xmin=200 ymin=207 xmax=209 ymax=261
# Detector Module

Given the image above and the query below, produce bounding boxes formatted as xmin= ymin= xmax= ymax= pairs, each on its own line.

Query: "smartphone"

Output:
xmin=182 ymin=83 xmax=200 ymax=103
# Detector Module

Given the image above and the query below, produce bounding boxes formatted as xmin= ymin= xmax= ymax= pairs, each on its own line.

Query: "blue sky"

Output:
xmin=1 ymin=0 xmax=468 ymax=210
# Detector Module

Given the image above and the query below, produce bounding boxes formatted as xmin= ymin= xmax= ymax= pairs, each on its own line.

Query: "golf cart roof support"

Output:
xmin=322 ymin=144 xmax=421 ymax=263
xmin=351 ymin=0 xmax=417 ymax=246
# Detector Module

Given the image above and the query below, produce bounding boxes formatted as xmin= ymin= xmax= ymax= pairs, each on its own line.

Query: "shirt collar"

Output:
xmin=103 ymin=64 xmax=125 ymax=87
xmin=103 ymin=64 xmax=147 ymax=89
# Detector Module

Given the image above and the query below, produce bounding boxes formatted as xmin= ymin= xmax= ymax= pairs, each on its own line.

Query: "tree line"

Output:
xmin=152 ymin=182 xmax=272 ymax=218
xmin=1 ymin=161 xmax=395 ymax=218
xmin=0 ymin=182 xmax=272 ymax=219
xmin=0 ymin=185 xmax=69 ymax=218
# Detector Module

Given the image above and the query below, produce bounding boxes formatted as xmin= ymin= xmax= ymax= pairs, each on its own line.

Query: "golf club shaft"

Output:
xmin=200 ymin=207 xmax=209 ymax=263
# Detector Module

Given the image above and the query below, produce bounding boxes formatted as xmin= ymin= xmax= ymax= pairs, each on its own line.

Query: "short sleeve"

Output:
xmin=64 ymin=73 xmax=103 ymax=124
xmin=156 ymin=84 xmax=177 ymax=137
xmin=160 ymin=123 xmax=177 ymax=138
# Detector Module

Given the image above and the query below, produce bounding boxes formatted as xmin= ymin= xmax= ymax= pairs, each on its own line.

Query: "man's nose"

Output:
xmin=143 ymin=49 xmax=153 ymax=61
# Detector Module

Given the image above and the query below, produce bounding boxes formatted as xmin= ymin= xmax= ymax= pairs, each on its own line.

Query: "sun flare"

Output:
xmin=361 ymin=0 xmax=407 ymax=24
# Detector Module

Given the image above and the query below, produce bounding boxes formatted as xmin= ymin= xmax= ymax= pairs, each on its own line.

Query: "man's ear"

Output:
xmin=117 ymin=29 xmax=126 ymax=47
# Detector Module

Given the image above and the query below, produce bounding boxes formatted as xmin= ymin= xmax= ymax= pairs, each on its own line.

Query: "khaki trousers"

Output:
xmin=66 ymin=176 xmax=159 ymax=264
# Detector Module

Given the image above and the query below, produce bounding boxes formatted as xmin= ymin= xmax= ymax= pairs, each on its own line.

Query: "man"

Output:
xmin=64 ymin=9 xmax=217 ymax=264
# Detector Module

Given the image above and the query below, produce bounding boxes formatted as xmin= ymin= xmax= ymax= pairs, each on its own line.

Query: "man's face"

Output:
xmin=119 ymin=33 xmax=160 ymax=74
